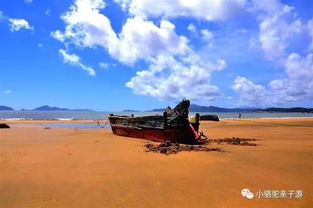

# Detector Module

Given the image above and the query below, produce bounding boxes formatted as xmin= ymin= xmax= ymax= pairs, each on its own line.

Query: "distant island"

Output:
xmin=0 ymin=106 xmax=14 ymax=111
xmin=0 ymin=105 xmax=93 ymax=111
xmin=33 ymin=105 xmax=93 ymax=111
xmin=123 ymin=109 xmax=140 ymax=112
xmin=33 ymin=105 xmax=69 ymax=111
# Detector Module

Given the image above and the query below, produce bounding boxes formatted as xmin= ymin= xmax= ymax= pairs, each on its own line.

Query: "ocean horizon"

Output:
xmin=0 ymin=110 xmax=312 ymax=121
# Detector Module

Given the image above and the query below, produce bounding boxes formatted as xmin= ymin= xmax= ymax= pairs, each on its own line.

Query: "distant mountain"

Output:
xmin=150 ymin=104 xmax=312 ymax=113
xmin=0 ymin=105 xmax=14 ymax=111
xmin=33 ymin=105 xmax=69 ymax=111
xmin=189 ymin=104 xmax=260 ymax=112
xmin=32 ymin=105 xmax=93 ymax=111
xmin=150 ymin=104 xmax=260 ymax=112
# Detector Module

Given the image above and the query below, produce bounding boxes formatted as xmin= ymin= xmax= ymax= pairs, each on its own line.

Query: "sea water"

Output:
xmin=0 ymin=111 xmax=312 ymax=120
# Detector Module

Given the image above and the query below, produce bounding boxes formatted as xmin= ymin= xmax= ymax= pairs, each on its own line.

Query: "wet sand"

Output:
xmin=1 ymin=118 xmax=312 ymax=207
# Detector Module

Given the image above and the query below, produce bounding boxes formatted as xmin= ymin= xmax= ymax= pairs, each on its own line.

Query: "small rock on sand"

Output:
xmin=0 ymin=123 xmax=10 ymax=128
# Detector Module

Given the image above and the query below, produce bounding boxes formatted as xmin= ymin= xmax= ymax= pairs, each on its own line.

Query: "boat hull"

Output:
xmin=110 ymin=124 xmax=199 ymax=143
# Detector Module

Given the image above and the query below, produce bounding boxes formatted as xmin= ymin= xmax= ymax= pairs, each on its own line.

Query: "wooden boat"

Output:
xmin=108 ymin=99 xmax=201 ymax=143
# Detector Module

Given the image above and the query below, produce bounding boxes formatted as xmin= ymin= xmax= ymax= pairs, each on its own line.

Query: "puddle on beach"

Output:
xmin=38 ymin=123 xmax=109 ymax=129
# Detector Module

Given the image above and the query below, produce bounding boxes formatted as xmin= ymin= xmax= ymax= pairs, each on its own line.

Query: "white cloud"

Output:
xmin=258 ymin=5 xmax=304 ymax=63
xmin=51 ymin=0 xmax=313 ymax=105
xmin=231 ymin=0 xmax=313 ymax=106
xmin=51 ymin=30 xmax=65 ymax=42
xmin=232 ymin=76 xmax=269 ymax=106
xmin=99 ymin=62 xmax=108 ymax=68
xmin=269 ymin=53 xmax=313 ymax=99
xmin=3 ymin=90 xmax=12 ymax=94
xmin=59 ymin=49 xmax=95 ymax=76
xmin=187 ymin=23 xmax=197 ymax=33
xmin=52 ymin=0 xmax=190 ymax=65
xmin=59 ymin=49 xmax=79 ymax=63
xmin=115 ymin=17 xmax=190 ymax=64
xmin=126 ymin=54 xmax=227 ymax=101
xmin=25 ymin=0 xmax=32 ymax=3
xmin=51 ymin=0 xmax=114 ymax=48
xmin=53 ymin=0 xmax=232 ymax=102
xmin=251 ymin=0 xmax=283 ymax=14
xmin=9 ymin=18 xmax=33 ymax=32
xmin=232 ymin=52 xmax=313 ymax=106
xmin=113 ymin=0 xmax=130 ymax=10
xmin=201 ymin=29 xmax=214 ymax=46
xmin=114 ymin=0 xmax=247 ymax=21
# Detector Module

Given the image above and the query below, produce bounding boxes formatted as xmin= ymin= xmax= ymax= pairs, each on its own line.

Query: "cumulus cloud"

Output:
xmin=113 ymin=17 xmax=190 ymax=64
xmin=269 ymin=53 xmax=313 ymax=99
xmin=232 ymin=53 xmax=313 ymax=106
xmin=59 ymin=49 xmax=95 ymax=76
xmin=232 ymin=0 xmax=313 ymax=106
xmin=52 ymin=0 xmax=189 ymax=65
xmin=9 ymin=18 xmax=33 ymax=32
xmin=232 ymin=76 xmax=269 ymax=106
xmin=257 ymin=5 xmax=304 ymax=63
xmin=51 ymin=0 xmax=114 ymax=48
xmin=126 ymin=54 xmax=227 ymax=101
xmin=53 ymin=0 xmax=227 ymax=102
xmin=114 ymin=0 xmax=247 ymax=21
xmin=52 ymin=0 xmax=312 ymax=105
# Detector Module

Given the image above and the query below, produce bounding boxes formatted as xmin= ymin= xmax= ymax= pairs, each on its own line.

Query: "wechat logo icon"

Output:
xmin=241 ymin=189 xmax=254 ymax=199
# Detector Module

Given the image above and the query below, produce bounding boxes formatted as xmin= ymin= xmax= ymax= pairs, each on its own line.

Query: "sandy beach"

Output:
xmin=1 ymin=118 xmax=312 ymax=208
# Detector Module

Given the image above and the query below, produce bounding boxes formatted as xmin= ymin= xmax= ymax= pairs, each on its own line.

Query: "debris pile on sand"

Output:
xmin=144 ymin=137 xmax=259 ymax=155
xmin=144 ymin=141 xmax=222 ymax=155
xmin=207 ymin=137 xmax=258 ymax=146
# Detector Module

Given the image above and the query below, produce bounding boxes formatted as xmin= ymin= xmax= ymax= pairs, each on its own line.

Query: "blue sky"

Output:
xmin=0 ymin=0 xmax=312 ymax=111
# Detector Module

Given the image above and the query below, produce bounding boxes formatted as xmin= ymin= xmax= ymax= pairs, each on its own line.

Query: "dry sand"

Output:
xmin=0 ymin=118 xmax=312 ymax=208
